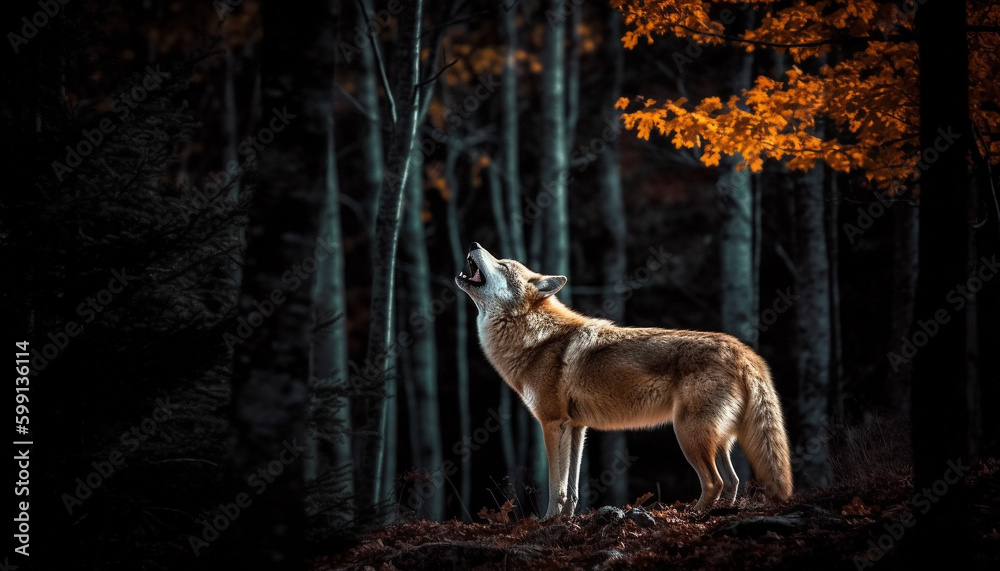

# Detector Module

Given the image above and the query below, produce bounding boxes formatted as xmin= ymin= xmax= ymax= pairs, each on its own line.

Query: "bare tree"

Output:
xmin=597 ymin=4 xmax=629 ymax=509
xmin=306 ymin=99 xmax=354 ymax=526
xmin=793 ymin=160 xmax=833 ymax=489
xmin=540 ymin=0 xmax=571 ymax=301
xmin=399 ymin=149 xmax=445 ymax=520
xmin=361 ymin=0 xmax=424 ymax=515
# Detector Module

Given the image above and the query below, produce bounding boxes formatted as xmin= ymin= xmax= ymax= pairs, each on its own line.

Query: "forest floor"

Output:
xmin=316 ymin=459 xmax=1000 ymax=570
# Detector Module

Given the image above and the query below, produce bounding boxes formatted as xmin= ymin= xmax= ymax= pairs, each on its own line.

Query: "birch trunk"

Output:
xmin=400 ymin=150 xmax=445 ymax=520
xmin=305 ymin=103 xmax=354 ymax=525
xmin=793 ymin=162 xmax=833 ymax=489
xmin=363 ymin=0 xmax=423 ymax=513
xmin=597 ymin=5 xmax=629 ymax=509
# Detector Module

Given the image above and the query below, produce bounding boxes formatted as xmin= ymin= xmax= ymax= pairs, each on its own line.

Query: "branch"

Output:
xmin=419 ymin=58 xmax=459 ymax=87
xmin=971 ymin=121 xmax=1000 ymax=244
xmin=676 ymin=25 xmax=915 ymax=50
xmin=417 ymin=0 xmax=458 ymax=123
xmin=773 ymin=241 xmax=800 ymax=283
xmin=638 ymin=48 xmax=688 ymax=99
xmin=356 ymin=0 xmax=396 ymax=125
xmin=337 ymin=83 xmax=377 ymax=122
xmin=340 ymin=192 xmax=372 ymax=241
xmin=421 ymin=6 xmax=497 ymax=37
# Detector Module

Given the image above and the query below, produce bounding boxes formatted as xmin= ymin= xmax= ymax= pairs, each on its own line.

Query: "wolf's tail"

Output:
xmin=737 ymin=358 xmax=793 ymax=501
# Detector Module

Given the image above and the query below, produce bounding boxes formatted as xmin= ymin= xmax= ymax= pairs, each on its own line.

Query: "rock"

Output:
xmin=628 ymin=506 xmax=657 ymax=528
xmin=592 ymin=506 xmax=625 ymax=526
xmin=714 ymin=514 xmax=806 ymax=538
xmin=586 ymin=548 xmax=625 ymax=570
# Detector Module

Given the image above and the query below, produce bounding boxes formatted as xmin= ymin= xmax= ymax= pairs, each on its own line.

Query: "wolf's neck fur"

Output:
xmin=476 ymin=296 xmax=592 ymax=390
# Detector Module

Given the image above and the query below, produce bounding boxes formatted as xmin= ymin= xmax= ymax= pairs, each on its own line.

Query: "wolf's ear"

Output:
xmin=530 ymin=275 xmax=567 ymax=299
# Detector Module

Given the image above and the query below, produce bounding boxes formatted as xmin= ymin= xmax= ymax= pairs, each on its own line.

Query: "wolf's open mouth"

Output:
xmin=458 ymin=255 xmax=485 ymax=287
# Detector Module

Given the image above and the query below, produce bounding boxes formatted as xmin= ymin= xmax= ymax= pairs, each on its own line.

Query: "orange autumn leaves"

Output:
xmin=612 ymin=0 xmax=1000 ymax=190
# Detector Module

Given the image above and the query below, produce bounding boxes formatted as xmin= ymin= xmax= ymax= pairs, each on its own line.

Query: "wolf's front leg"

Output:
xmin=541 ymin=420 xmax=573 ymax=518
xmin=563 ymin=425 xmax=587 ymax=516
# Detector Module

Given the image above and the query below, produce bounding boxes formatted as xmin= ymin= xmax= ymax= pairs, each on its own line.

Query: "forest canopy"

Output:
xmin=613 ymin=0 xmax=1000 ymax=189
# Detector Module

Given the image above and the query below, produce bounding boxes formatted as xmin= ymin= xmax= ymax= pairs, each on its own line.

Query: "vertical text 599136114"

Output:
xmin=14 ymin=340 xmax=32 ymax=558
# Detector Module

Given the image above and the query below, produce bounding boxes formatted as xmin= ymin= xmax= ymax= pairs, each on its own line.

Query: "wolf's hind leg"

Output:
xmin=715 ymin=438 xmax=739 ymax=504
xmin=674 ymin=418 xmax=724 ymax=512
xmin=564 ymin=425 xmax=587 ymax=516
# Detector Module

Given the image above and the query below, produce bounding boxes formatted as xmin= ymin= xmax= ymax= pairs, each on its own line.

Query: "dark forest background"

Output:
xmin=2 ymin=0 xmax=998 ymax=569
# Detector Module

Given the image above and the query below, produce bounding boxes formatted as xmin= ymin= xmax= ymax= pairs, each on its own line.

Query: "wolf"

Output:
xmin=455 ymin=242 xmax=793 ymax=518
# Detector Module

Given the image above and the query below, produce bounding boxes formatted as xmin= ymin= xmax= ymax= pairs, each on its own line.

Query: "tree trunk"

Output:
xmin=563 ymin=3 xmax=588 ymax=511
xmin=488 ymin=160 xmax=513 ymax=258
xmin=597 ymin=5 xmax=629 ymax=510
xmin=363 ymin=0 xmax=423 ymax=515
xmin=498 ymin=3 xmax=525 ymax=498
xmin=223 ymin=49 xmax=244 ymax=303
xmin=400 ymin=150 xmax=445 ymax=521
xmin=443 ymin=139 xmax=473 ymax=521
xmin=908 ymin=1 xmax=971 ymax=565
xmin=305 ymin=99 xmax=354 ymax=526
xmin=718 ymin=128 xmax=756 ymax=337
xmin=355 ymin=0 xmax=385 ymax=237
xmin=888 ymin=199 xmax=918 ymax=415
xmin=528 ymin=0 xmax=572 ymax=514
xmin=717 ymin=11 xmax=757 ymax=489
xmin=228 ymin=1 xmax=337 ymax=566
xmin=540 ymin=0 xmax=570 ymax=300
xmin=381 ymin=361 xmax=398 ymax=517
xmin=793 ymin=162 xmax=833 ymax=489
xmin=565 ymin=4 xmax=580 ymax=157
xmin=501 ymin=1 xmax=526 ymax=262
xmin=825 ymin=171 xmax=843 ymax=420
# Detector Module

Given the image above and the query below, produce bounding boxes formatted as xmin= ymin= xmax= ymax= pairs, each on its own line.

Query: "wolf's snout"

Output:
xmin=457 ymin=243 xmax=486 ymax=287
